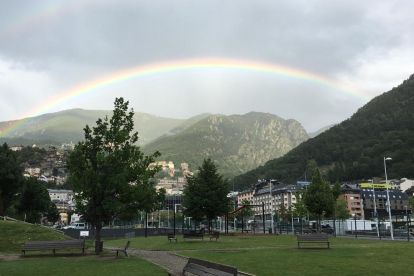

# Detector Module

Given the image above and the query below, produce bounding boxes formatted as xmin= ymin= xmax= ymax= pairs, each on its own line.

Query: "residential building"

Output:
xmin=340 ymin=184 xmax=363 ymax=218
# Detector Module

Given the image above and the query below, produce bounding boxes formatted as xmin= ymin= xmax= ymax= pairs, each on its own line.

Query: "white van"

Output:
xmin=63 ymin=223 xmax=86 ymax=229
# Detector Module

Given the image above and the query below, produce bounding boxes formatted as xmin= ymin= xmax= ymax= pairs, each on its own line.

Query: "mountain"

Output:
xmin=142 ymin=112 xmax=309 ymax=178
xmin=234 ymin=74 xmax=414 ymax=190
xmin=308 ymin=124 xmax=336 ymax=138
xmin=0 ymin=108 xmax=187 ymax=146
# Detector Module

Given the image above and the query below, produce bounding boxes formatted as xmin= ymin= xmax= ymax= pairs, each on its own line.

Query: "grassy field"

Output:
xmin=177 ymin=242 xmax=414 ymax=276
xmin=104 ymin=233 xmax=387 ymax=251
xmin=0 ymin=220 xmax=71 ymax=253
xmin=2 ymin=220 xmax=412 ymax=276
xmin=0 ymin=255 xmax=166 ymax=276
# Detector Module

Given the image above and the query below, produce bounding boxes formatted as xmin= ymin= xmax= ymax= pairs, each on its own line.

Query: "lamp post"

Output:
xmin=270 ymin=182 xmax=274 ymax=234
xmin=372 ymin=180 xmax=379 ymax=237
xmin=384 ymin=157 xmax=394 ymax=240
xmin=167 ymin=207 xmax=170 ymax=228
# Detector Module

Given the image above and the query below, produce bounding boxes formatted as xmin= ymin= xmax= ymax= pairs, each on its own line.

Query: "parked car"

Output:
xmin=52 ymin=225 xmax=63 ymax=229
xmin=63 ymin=223 xmax=86 ymax=229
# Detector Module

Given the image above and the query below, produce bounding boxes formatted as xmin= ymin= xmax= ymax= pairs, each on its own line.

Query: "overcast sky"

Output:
xmin=0 ymin=0 xmax=413 ymax=132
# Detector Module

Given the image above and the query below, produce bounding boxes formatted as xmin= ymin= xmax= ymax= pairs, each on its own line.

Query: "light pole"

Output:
xmin=384 ymin=157 xmax=394 ymax=240
xmin=372 ymin=179 xmax=379 ymax=237
xmin=270 ymin=182 xmax=274 ymax=233
xmin=167 ymin=207 xmax=170 ymax=228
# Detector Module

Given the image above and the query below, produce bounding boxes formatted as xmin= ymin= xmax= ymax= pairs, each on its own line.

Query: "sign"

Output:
xmin=80 ymin=231 xmax=89 ymax=237
xmin=360 ymin=183 xmax=389 ymax=188
xmin=374 ymin=213 xmax=378 ymax=218
xmin=297 ymin=181 xmax=310 ymax=186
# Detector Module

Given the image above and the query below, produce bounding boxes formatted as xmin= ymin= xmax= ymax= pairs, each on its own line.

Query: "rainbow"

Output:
xmin=0 ymin=58 xmax=369 ymax=138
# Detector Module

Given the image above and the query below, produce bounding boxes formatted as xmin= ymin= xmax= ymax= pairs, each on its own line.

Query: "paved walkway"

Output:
xmin=105 ymin=246 xmax=254 ymax=276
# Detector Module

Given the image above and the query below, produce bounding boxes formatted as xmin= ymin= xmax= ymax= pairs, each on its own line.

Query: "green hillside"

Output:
xmin=234 ymin=74 xmax=414 ymax=189
xmin=0 ymin=108 xmax=186 ymax=146
xmin=0 ymin=220 xmax=71 ymax=253
xmin=142 ymin=112 xmax=309 ymax=178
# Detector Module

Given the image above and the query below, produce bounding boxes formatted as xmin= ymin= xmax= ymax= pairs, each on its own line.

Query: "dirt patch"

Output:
xmin=0 ymin=254 xmax=23 ymax=261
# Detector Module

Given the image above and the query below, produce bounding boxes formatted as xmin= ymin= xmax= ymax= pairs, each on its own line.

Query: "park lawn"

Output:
xmin=177 ymin=242 xmax=414 ymax=276
xmin=104 ymin=234 xmax=387 ymax=251
xmin=0 ymin=220 xmax=72 ymax=254
xmin=0 ymin=254 xmax=165 ymax=276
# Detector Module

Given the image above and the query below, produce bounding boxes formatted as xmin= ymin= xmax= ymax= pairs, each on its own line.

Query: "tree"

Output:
xmin=67 ymin=98 xmax=165 ymax=254
xmin=304 ymin=167 xmax=334 ymax=232
xmin=331 ymin=181 xmax=341 ymax=200
xmin=52 ymin=168 xmax=59 ymax=177
xmin=335 ymin=198 xmax=351 ymax=220
xmin=17 ymin=177 xmax=52 ymax=224
xmin=278 ymin=204 xmax=288 ymax=221
xmin=408 ymin=197 xmax=414 ymax=211
xmin=292 ymin=192 xmax=308 ymax=219
xmin=46 ymin=202 xmax=60 ymax=225
xmin=183 ymin=158 xmax=230 ymax=233
xmin=0 ymin=143 xmax=24 ymax=215
xmin=238 ymin=199 xmax=255 ymax=220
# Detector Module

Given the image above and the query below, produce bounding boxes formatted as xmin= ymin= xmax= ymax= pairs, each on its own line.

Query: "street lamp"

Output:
xmin=384 ymin=157 xmax=394 ymax=240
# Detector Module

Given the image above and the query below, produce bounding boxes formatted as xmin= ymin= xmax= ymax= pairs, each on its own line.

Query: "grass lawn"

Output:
xmin=0 ymin=220 xmax=72 ymax=253
xmin=0 ymin=254 xmax=165 ymax=276
xmin=104 ymin=233 xmax=387 ymax=251
xmin=177 ymin=242 xmax=414 ymax=276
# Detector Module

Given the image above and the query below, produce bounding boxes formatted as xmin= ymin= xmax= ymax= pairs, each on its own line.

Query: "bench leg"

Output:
xmin=125 ymin=251 xmax=129 ymax=257
xmin=116 ymin=250 xmax=119 ymax=258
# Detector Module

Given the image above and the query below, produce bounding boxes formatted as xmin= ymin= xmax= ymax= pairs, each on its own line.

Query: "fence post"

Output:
xmin=262 ymin=202 xmax=265 ymax=234
xmin=355 ymin=215 xmax=357 ymax=239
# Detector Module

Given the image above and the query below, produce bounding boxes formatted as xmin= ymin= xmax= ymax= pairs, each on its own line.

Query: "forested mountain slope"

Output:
xmin=142 ymin=112 xmax=309 ymax=178
xmin=234 ymin=75 xmax=414 ymax=190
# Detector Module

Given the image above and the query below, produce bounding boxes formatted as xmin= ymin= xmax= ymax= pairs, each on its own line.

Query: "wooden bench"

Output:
xmin=22 ymin=240 xmax=85 ymax=255
xmin=210 ymin=231 xmax=220 ymax=241
xmin=166 ymin=257 xmax=237 ymax=276
xmin=116 ymin=240 xmax=130 ymax=258
xmin=168 ymin=231 xmax=177 ymax=243
xmin=183 ymin=230 xmax=204 ymax=241
xmin=297 ymin=234 xmax=330 ymax=249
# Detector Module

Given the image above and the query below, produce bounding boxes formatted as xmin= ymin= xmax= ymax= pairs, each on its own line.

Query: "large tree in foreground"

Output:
xmin=67 ymin=98 xmax=165 ymax=254
xmin=304 ymin=167 xmax=334 ymax=233
xmin=183 ymin=158 xmax=230 ymax=232
xmin=0 ymin=143 xmax=24 ymax=216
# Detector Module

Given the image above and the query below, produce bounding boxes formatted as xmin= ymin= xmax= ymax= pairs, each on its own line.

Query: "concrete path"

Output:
xmin=106 ymin=246 xmax=254 ymax=276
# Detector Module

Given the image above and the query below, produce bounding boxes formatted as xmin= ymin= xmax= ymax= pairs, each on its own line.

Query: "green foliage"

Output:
xmin=408 ymin=197 xmax=414 ymax=210
xmin=0 ymin=143 xmax=24 ymax=215
xmin=335 ymin=198 xmax=351 ymax=220
xmin=14 ymin=146 xmax=46 ymax=166
xmin=46 ymin=202 xmax=60 ymax=224
xmin=304 ymin=168 xmax=334 ymax=230
xmin=332 ymin=181 xmax=341 ymax=200
xmin=183 ymin=158 xmax=231 ymax=223
xmin=234 ymin=75 xmax=414 ymax=187
xmin=17 ymin=177 xmax=52 ymax=223
xmin=292 ymin=193 xmax=308 ymax=218
xmin=278 ymin=204 xmax=288 ymax=221
xmin=66 ymin=98 xmax=165 ymax=254
xmin=238 ymin=199 xmax=255 ymax=219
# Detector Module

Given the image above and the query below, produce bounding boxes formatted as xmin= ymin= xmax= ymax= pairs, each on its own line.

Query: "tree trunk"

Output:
xmin=0 ymin=190 xmax=3 ymax=216
xmin=95 ymin=225 xmax=102 ymax=255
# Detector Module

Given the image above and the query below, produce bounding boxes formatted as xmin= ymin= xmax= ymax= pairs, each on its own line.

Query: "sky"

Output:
xmin=0 ymin=0 xmax=413 ymax=132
